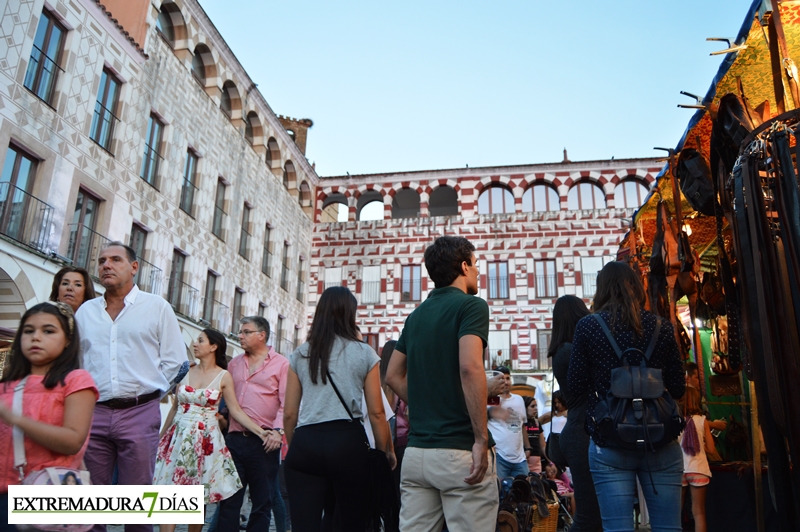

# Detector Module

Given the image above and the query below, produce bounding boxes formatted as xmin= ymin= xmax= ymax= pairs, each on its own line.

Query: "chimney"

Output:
xmin=278 ymin=116 xmax=314 ymax=155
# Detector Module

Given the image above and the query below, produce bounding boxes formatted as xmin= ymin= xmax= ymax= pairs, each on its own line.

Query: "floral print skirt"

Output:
xmin=153 ymin=383 xmax=242 ymax=504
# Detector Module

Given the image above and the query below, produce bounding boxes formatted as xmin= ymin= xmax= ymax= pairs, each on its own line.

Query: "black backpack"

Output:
xmin=591 ymin=315 xmax=685 ymax=452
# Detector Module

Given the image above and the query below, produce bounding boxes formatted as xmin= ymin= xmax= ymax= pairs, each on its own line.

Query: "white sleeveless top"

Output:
xmin=681 ymin=415 xmax=712 ymax=477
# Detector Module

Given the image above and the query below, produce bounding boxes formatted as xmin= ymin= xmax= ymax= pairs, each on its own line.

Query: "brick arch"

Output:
xmin=353 ymin=185 xmax=387 ymax=201
xmin=156 ymin=1 xmax=188 ymax=48
xmin=473 ymin=176 xmax=515 ymax=195
xmin=244 ymin=111 xmax=264 ymax=146
xmin=612 ymin=175 xmax=651 ymax=209
xmin=191 ymin=43 xmax=217 ymax=88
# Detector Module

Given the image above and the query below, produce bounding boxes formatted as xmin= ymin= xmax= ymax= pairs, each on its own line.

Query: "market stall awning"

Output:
xmin=628 ymin=0 xmax=800 ymax=266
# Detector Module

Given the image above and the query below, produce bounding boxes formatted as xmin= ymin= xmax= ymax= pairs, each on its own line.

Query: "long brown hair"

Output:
xmin=593 ymin=261 xmax=646 ymax=337
xmin=683 ymin=385 xmax=703 ymax=417
xmin=548 ymin=295 xmax=590 ymax=357
xmin=306 ymin=286 xmax=360 ymax=384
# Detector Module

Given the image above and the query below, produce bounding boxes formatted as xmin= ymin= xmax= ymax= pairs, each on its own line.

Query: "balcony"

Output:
xmin=134 ymin=258 xmax=163 ymax=295
xmin=281 ymin=264 xmax=290 ymax=291
xmin=324 ymin=281 xmax=341 ymax=291
xmin=262 ymin=248 xmax=272 ymax=277
xmin=535 ymin=275 xmax=558 ymax=299
xmin=166 ymin=278 xmax=201 ymax=319
xmin=179 ymin=178 xmax=197 ymax=216
xmin=202 ymin=299 xmax=230 ymax=333
xmin=67 ymin=223 xmax=112 ymax=275
xmin=0 ymin=182 xmax=54 ymax=254
xmin=89 ymin=101 xmax=119 ymax=153
xmin=140 ymin=145 xmax=163 ymax=187
xmin=361 ymin=281 xmax=381 ymax=304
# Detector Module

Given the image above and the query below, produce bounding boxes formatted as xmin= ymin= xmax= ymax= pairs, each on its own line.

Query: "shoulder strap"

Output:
xmin=643 ymin=318 xmax=663 ymax=361
xmin=326 ymin=371 xmax=357 ymax=422
xmin=593 ymin=314 xmax=663 ymax=362
xmin=592 ymin=314 xmax=623 ymax=359
xmin=13 ymin=377 xmax=28 ymax=481
xmin=210 ymin=370 xmax=226 ymax=387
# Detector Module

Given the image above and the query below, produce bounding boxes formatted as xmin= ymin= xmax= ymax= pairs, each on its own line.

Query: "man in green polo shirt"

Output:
xmin=386 ymin=235 xmax=497 ymax=532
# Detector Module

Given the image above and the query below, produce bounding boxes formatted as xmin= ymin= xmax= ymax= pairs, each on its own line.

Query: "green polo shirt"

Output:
xmin=396 ymin=286 xmax=490 ymax=451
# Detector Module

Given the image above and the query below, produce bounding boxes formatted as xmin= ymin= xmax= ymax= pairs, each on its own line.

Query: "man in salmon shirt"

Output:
xmin=217 ymin=316 xmax=288 ymax=532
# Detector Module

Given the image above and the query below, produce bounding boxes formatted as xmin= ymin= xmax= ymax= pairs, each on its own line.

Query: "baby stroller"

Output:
xmin=539 ymin=473 xmax=574 ymax=532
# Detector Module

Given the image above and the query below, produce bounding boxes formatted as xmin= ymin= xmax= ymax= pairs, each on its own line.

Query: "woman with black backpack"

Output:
xmin=568 ymin=261 xmax=686 ymax=532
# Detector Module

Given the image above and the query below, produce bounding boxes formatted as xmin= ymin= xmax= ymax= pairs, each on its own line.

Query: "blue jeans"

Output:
xmin=496 ymin=453 xmax=529 ymax=480
xmin=589 ymin=440 xmax=683 ymax=532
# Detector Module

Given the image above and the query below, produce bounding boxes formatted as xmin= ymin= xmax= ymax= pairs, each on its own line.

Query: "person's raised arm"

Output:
xmin=365 ymin=364 xmax=397 ymax=470
xmin=385 ymin=349 xmax=408 ymax=404
xmin=220 ymin=372 xmax=267 ymax=440
xmin=460 ymin=334 xmax=489 ymax=485
xmin=0 ymin=389 xmax=96 ymax=455
xmin=283 ymin=368 xmax=302 ymax=447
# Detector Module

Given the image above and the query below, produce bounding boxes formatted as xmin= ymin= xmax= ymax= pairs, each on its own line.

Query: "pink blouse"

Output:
xmin=0 ymin=370 xmax=98 ymax=492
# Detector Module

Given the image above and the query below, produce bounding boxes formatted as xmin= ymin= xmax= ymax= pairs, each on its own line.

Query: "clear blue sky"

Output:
xmin=199 ymin=0 xmax=753 ymax=177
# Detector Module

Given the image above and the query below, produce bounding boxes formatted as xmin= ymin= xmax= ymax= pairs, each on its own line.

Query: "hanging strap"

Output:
xmin=12 ymin=376 xmax=29 ymax=482
xmin=326 ymin=371 xmax=358 ymax=422
xmin=592 ymin=314 xmax=662 ymax=362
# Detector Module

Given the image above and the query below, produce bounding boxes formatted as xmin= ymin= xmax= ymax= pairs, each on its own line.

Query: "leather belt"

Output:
xmin=97 ymin=390 xmax=160 ymax=410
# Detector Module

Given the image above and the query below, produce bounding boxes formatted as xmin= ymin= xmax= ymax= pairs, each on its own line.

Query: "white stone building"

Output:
xmin=0 ymin=0 xmax=317 ymax=356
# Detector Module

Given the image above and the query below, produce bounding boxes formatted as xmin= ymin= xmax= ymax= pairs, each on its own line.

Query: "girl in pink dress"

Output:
xmin=0 ymin=302 xmax=98 ymax=531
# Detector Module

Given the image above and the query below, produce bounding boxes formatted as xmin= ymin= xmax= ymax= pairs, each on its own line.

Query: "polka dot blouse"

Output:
xmin=567 ymin=309 xmax=686 ymax=446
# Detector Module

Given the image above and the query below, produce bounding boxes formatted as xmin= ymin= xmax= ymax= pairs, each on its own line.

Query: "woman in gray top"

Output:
xmin=549 ymin=294 xmax=601 ymax=532
xmin=283 ymin=286 xmax=396 ymax=531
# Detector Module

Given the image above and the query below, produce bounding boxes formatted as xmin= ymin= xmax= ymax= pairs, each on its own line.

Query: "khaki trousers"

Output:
xmin=399 ymin=447 xmax=498 ymax=532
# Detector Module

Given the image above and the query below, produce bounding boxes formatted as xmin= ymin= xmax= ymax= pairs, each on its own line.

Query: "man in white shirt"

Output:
xmin=76 ymin=242 xmax=185 ymax=532
xmin=488 ymin=366 xmax=530 ymax=480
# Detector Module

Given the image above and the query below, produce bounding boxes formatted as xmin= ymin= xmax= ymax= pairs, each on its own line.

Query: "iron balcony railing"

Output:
xmin=67 ymin=223 xmax=112 ymax=275
xmin=167 ymin=278 xmax=201 ymax=319
xmin=140 ymin=145 xmax=163 ymax=187
xmin=134 ymin=258 xmax=163 ymax=295
xmin=281 ymin=264 xmax=291 ymax=291
xmin=89 ymin=101 xmax=119 ymax=153
xmin=488 ymin=276 xmax=509 ymax=299
xmin=211 ymin=206 xmax=226 ymax=238
xmin=180 ymin=178 xmax=198 ymax=215
xmin=262 ymin=248 xmax=272 ymax=277
xmin=0 ymin=182 xmax=53 ymax=254
xmin=324 ymin=281 xmax=341 ymax=291
xmin=535 ymin=274 xmax=558 ymax=299
xmin=361 ymin=281 xmax=381 ymax=304
xmin=24 ymin=44 xmax=64 ymax=105
xmin=203 ymin=299 xmax=230 ymax=333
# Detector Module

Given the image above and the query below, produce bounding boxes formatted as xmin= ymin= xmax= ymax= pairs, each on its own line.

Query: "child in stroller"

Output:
xmin=544 ymin=461 xmax=575 ymax=530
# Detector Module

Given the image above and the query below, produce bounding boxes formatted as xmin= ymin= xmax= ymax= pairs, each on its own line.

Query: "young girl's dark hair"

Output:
xmin=547 ymin=295 xmax=590 ymax=357
xmin=1 ymin=302 xmax=81 ymax=389
xmin=379 ymin=340 xmax=397 ymax=387
xmin=306 ymin=286 xmax=360 ymax=384
xmin=203 ymin=328 xmax=228 ymax=370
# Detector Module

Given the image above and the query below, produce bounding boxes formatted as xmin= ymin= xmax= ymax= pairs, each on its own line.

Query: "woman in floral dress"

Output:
xmin=154 ymin=328 xmax=268 ymax=532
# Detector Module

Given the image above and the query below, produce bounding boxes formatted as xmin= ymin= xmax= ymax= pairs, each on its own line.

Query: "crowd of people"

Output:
xmin=0 ymin=237 xmax=727 ymax=532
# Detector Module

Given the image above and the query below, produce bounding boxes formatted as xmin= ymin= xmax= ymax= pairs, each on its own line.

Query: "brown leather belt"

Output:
xmin=97 ymin=390 xmax=160 ymax=410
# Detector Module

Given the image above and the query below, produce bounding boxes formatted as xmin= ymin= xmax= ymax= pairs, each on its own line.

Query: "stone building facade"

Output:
xmin=0 ymin=0 xmax=317 ymax=356
xmin=310 ymin=158 xmax=661 ymax=369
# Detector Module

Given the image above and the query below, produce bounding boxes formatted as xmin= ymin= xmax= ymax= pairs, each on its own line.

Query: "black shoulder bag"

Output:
xmin=326 ymin=371 xmax=399 ymax=532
